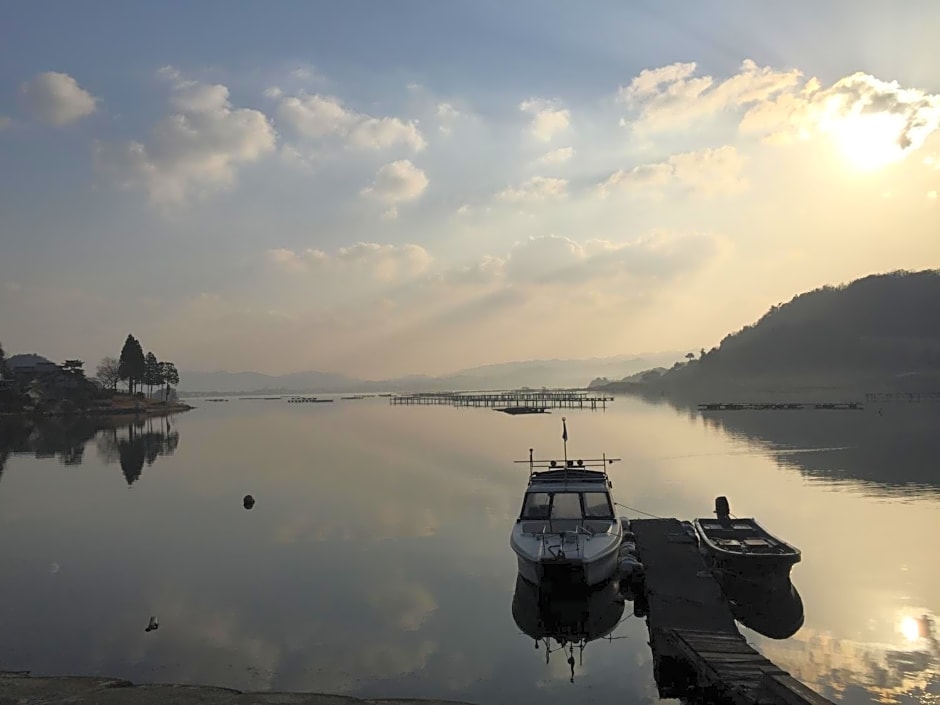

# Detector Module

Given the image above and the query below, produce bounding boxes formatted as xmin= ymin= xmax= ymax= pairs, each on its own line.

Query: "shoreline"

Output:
xmin=0 ymin=671 xmax=475 ymax=705
xmin=0 ymin=403 xmax=194 ymax=419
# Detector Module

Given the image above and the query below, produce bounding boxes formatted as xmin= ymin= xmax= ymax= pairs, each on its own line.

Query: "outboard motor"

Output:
xmin=715 ymin=496 xmax=731 ymax=527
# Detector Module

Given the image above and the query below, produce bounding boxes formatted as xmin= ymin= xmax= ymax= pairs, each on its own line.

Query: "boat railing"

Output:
xmin=515 ymin=448 xmax=620 ymax=482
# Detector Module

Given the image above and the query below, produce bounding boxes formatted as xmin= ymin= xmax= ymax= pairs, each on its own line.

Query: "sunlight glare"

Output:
xmin=824 ymin=111 xmax=908 ymax=172
xmin=900 ymin=616 xmax=921 ymax=642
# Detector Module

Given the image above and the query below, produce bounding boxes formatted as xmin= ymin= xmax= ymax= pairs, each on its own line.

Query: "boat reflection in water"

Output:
xmin=718 ymin=574 xmax=805 ymax=640
xmin=511 ymin=574 xmax=625 ymax=682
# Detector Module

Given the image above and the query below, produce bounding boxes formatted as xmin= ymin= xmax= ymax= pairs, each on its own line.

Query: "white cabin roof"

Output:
xmin=526 ymin=481 xmax=611 ymax=493
xmin=525 ymin=469 xmax=611 ymax=494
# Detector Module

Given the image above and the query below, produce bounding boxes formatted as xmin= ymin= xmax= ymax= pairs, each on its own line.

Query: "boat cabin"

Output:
xmin=517 ymin=471 xmax=615 ymax=535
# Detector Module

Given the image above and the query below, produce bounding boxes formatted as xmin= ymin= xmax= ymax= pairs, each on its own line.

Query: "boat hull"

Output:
xmin=703 ymin=549 xmax=799 ymax=586
xmin=693 ymin=517 xmax=800 ymax=586
xmin=514 ymin=541 xmax=620 ymax=588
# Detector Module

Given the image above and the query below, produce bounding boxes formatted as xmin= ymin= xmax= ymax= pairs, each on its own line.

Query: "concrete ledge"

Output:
xmin=0 ymin=672 xmax=477 ymax=705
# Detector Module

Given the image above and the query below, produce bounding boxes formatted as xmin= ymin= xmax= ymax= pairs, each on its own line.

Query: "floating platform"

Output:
xmin=287 ymin=397 xmax=334 ymax=404
xmin=631 ymin=518 xmax=834 ymax=705
xmin=698 ymin=402 xmax=863 ymax=412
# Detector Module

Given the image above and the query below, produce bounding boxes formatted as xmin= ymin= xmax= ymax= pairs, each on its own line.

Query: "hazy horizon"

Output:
xmin=3 ymin=2 xmax=939 ymax=377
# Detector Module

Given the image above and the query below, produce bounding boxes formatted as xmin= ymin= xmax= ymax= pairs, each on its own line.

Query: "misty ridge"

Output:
xmin=597 ymin=269 xmax=940 ymax=400
xmin=174 ymin=352 xmax=686 ymax=395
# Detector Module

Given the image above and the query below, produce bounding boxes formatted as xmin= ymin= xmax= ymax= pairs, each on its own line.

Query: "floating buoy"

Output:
xmin=243 ymin=494 xmax=255 ymax=510
xmin=145 ymin=616 xmax=159 ymax=632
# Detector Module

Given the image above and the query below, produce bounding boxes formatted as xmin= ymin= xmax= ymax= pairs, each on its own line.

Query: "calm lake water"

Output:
xmin=1 ymin=396 xmax=938 ymax=705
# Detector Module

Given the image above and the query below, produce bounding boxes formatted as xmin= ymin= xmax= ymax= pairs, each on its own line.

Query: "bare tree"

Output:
xmin=96 ymin=357 xmax=121 ymax=392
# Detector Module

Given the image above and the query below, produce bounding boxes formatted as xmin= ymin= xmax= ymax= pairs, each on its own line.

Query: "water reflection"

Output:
xmin=695 ymin=404 xmax=940 ymax=495
xmin=511 ymin=575 xmax=626 ymax=683
xmin=759 ymin=610 xmax=939 ymax=704
xmin=718 ymin=576 xmax=805 ymax=640
xmin=0 ymin=414 xmax=180 ymax=484
xmin=0 ymin=399 xmax=937 ymax=705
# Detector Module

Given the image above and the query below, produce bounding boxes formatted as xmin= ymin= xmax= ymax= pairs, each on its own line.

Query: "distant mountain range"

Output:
xmin=177 ymin=352 xmax=686 ymax=395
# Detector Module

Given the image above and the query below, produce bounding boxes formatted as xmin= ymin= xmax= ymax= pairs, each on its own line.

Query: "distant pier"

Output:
xmin=389 ymin=390 xmax=613 ymax=411
xmin=864 ymin=391 xmax=940 ymax=403
xmin=631 ymin=518 xmax=834 ymax=705
xmin=698 ymin=401 xmax=863 ymax=412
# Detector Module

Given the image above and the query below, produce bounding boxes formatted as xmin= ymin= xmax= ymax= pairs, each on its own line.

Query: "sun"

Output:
xmin=825 ymin=111 xmax=908 ymax=172
xmin=900 ymin=615 xmax=921 ymax=642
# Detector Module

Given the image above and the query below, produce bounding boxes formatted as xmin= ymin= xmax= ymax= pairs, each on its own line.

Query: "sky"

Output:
xmin=1 ymin=1 xmax=939 ymax=378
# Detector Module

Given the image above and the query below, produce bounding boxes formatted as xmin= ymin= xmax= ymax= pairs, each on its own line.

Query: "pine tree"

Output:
xmin=144 ymin=352 xmax=160 ymax=397
xmin=118 ymin=335 xmax=136 ymax=394
xmin=119 ymin=335 xmax=147 ymax=395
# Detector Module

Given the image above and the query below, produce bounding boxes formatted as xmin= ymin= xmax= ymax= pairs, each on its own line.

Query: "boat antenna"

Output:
xmin=529 ymin=447 xmax=534 ymax=476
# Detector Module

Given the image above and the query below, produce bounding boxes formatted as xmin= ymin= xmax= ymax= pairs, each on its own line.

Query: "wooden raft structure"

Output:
xmin=631 ymin=518 xmax=834 ymax=705
xmin=389 ymin=390 xmax=612 ymax=410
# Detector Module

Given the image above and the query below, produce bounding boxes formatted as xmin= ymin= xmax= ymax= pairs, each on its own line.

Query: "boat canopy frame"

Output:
xmin=515 ymin=448 xmax=620 ymax=485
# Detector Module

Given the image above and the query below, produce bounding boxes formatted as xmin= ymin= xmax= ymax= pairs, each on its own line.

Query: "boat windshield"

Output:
xmin=520 ymin=491 xmax=614 ymax=520
xmin=583 ymin=491 xmax=614 ymax=518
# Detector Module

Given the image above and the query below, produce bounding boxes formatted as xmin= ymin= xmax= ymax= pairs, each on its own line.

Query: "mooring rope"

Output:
xmin=615 ymin=502 xmax=663 ymax=519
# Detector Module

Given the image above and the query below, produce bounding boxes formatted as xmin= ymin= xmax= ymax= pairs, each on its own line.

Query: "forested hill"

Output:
xmin=604 ymin=270 xmax=940 ymax=398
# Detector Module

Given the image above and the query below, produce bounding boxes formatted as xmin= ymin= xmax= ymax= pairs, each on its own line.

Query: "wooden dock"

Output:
xmin=631 ymin=518 xmax=834 ymax=705
xmin=389 ymin=390 xmax=613 ymax=410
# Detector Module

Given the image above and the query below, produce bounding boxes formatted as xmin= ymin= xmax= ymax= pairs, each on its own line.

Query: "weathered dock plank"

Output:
xmin=630 ymin=519 xmax=835 ymax=705
xmin=631 ymin=519 xmax=736 ymax=633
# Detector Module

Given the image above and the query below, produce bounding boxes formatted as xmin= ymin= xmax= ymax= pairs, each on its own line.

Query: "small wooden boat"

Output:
xmin=693 ymin=496 xmax=800 ymax=585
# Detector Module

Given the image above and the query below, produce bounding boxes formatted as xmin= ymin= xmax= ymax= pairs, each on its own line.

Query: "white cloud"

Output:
xmin=278 ymin=93 xmax=425 ymax=151
xmin=97 ymin=70 xmax=276 ymax=204
xmin=536 ymin=146 xmax=574 ymax=165
xmin=740 ymin=72 xmax=940 ymax=159
xmin=436 ymin=102 xmax=461 ymax=135
xmin=484 ymin=231 xmax=724 ymax=286
xmin=597 ymin=145 xmax=746 ymax=197
xmin=929 ymin=191 xmax=938 ymax=200
xmin=263 ymin=86 xmax=283 ymax=99
xmin=289 ymin=66 xmax=322 ymax=82
xmin=360 ymin=160 xmax=429 ymax=204
xmin=622 ymin=61 xmax=940 ymax=166
xmin=520 ymin=98 xmax=570 ymax=141
xmin=19 ymin=71 xmax=98 ymax=126
xmin=278 ymin=144 xmax=316 ymax=171
xmin=267 ymin=242 xmax=433 ymax=282
xmin=440 ymin=255 xmax=506 ymax=286
xmin=497 ymin=176 xmax=567 ymax=202
xmin=619 ymin=59 xmax=802 ymax=132
xmin=348 ymin=117 xmax=426 ymax=151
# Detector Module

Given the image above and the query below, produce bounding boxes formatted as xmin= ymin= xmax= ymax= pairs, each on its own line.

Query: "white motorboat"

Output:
xmin=509 ymin=418 xmax=622 ymax=587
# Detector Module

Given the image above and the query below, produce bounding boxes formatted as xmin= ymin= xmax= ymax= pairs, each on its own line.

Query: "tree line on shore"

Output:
xmin=95 ymin=334 xmax=179 ymax=399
